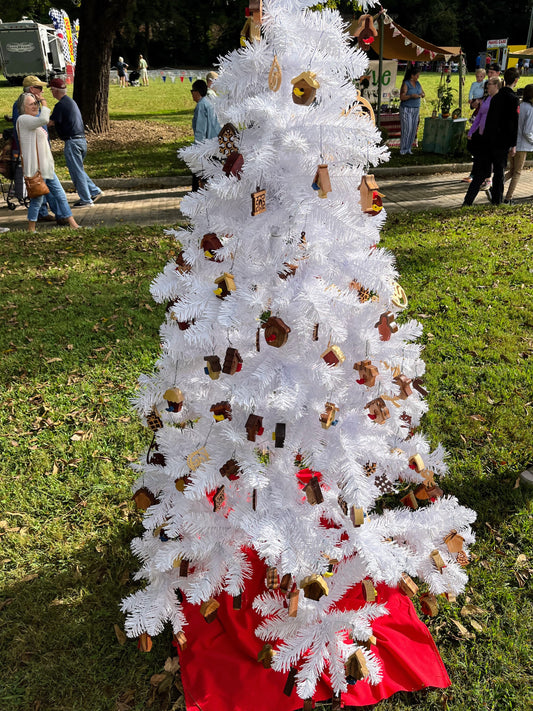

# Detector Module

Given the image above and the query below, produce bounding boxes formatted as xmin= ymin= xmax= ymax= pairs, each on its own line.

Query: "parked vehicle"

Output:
xmin=0 ymin=19 xmax=66 ymax=84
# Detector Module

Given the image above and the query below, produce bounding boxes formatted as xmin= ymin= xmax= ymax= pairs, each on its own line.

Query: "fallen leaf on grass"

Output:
xmin=0 ymin=598 xmax=13 ymax=611
xmin=515 ymin=554 xmax=528 ymax=567
xmin=71 ymin=431 xmax=93 ymax=442
xmin=20 ymin=573 xmax=38 ymax=583
xmin=451 ymin=619 xmax=474 ymax=639
xmin=164 ymin=657 xmax=180 ymax=675
xmin=461 ymin=604 xmax=485 ymax=617
xmin=514 ymin=478 xmax=521 ymax=489
xmin=114 ymin=624 xmax=127 ymax=645
xmin=116 ymin=689 xmax=135 ymax=711
xmin=469 ymin=414 xmax=486 ymax=422
xmin=45 ymin=357 xmax=63 ymax=363
xmin=470 ymin=620 xmax=483 ymax=632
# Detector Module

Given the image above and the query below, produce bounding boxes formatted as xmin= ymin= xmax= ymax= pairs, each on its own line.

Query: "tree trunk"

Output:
xmin=73 ymin=0 xmax=123 ymax=134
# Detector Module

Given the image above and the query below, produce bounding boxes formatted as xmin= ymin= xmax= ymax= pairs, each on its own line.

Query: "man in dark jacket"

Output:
xmin=483 ymin=66 xmax=520 ymax=204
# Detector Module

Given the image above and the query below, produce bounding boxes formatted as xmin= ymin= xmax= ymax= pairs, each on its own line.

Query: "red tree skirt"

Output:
xmin=177 ymin=550 xmax=450 ymax=711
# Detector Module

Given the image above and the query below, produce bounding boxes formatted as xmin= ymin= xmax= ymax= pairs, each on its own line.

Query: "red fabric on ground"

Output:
xmin=177 ymin=548 xmax=450 ymax=711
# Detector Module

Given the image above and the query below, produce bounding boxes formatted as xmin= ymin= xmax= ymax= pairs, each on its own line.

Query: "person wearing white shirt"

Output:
xmin=16 ymin=93 xmax=79 ymax=232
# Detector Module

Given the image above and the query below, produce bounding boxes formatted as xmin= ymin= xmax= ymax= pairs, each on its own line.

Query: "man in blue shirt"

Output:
xmin=190 ymin=79 xmax=220 ymax=191
xmin=48 ymin=78 xmax=102 ymax=207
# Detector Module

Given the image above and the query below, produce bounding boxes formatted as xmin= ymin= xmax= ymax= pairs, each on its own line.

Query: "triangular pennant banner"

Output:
xmin=416 ymin=46 xmax=424 ymax=56
xmin=392 ymin=27 xmax=400 ymax=37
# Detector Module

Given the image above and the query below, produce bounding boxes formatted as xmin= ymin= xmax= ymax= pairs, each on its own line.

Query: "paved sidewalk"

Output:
xmin=1 ymin=167 xmax=532 ymax=231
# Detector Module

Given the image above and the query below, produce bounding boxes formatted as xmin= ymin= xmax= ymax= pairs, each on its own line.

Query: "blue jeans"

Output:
xmin=27 ymin=174 xmax=73 ymax=222
xmin=64 ymin=137 xmax=100 ymax=204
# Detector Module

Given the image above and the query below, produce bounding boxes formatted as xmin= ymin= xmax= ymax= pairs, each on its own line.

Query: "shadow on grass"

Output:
xmin=0 ymin=520 xmax=172 ymax=711
xmin=0 ymin=226 xmax=175 ymax=384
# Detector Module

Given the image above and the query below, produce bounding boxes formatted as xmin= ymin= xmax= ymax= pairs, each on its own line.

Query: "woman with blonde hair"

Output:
xmin=504 ymin=84 xmax=533 ymax=203
xmin=16 ymin=92 xmax=79 ymax=232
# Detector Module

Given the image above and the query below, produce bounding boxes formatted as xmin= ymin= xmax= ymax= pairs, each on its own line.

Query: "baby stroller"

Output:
xmin=0 ymin=127 xmax=29 ymax=211
xmin=128 ymin=70 xmax=140 ymax=87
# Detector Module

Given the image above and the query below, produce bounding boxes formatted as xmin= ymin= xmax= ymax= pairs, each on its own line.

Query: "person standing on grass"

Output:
xmin=206 ymin=71 xmax=218 ymax=99
xmin=48 ymin=78 xmax=103 ymax=208
xmin=504 ymin=84 xmax=533 ymax=204
xmin=190 ymin=79 xmax=221 ymax=191
xmin=139 ymin=55 xmax=149 ymax=86
xmin=462 ymin=77 xmax=501 ymax=207
xmin=399 ymin=64 xmax=425 ymax=156
xmin=117 ymin=57 xmax=128 ymax=87
xmin=482 ymin=66 xmax=520 ymax=205
xmin=16 ymin=93 xmax=79 ymax=232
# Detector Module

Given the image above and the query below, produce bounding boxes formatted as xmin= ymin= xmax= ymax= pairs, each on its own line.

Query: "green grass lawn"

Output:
xmin=1 ymin=72 xmax=531 ymax=179
xmin=0 ymin=205 xmax=532 ymax=710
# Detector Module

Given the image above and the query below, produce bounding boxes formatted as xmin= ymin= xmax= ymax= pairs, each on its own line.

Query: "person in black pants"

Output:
xmin=462 ymin=77 xmax=501 ymax=206
xmin=483 ymin=66 xmax=520 ymax=205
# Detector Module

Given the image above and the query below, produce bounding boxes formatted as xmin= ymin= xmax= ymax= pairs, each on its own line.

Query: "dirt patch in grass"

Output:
xmin=49 ymin=119 xmax=191 ymax=153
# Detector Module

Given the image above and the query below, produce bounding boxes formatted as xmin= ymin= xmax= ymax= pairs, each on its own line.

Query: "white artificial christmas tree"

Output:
xmin=122 ymin=0 xmax=476 ymax=706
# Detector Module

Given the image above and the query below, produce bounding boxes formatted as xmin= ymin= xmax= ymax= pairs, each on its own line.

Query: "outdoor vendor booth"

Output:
xmin=349 ymin=12 xmax=465 ymax=153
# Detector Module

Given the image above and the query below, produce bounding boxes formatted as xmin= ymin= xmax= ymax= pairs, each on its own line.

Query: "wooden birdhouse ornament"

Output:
xmin=398 ymin=572 xmax=419 ymax=598
xmin=362 ymin=579 xmax=377 ymax=602
xmin=288 ymin=589 xmax=299 ymax=617
xmin=222 ymin=151 xmax=244 ymax=179
xmin=312 ymin=164 xmax=332 ymax=198
xmin=358 ymin=174 xmax=384 ymax=215
xmin=345 ymin=649 xmax=369 ymax=681
xmin=245 ymin=413 xmax=264 ymax=441
xmin=173 ymin=631 xmax=187 ymax=651
xmin=138 ymin=632 xmax=152 ymax=652
xmin=320 ymin=401 xmax=339 ymax=429
xmin=420 ymin=593 xmax=439 ymax=617
xmin=133 ymin=486 xmax=158 ymax=510
xmin=210 ymin=401 xmax=232 ymax=422
xmin=175 ymin=250 xmax=192 ymax=274
xmin=163 ymin=387 xmax=184 ymax=413
xmin=201 ymin=233 xmax=223 ymax=261
xmin=409 ymin=454 xmax=425 ymax=473
xmin=257 ymin=644 xmax=275 ymax=669
xmin=394 ymin=374 xmax=413 ymax=399
xmin=273 ymin=422 xmax=286 ymax=447
xmin=350 ymin=506 xmax=365 ymax=527
xmin=204 ymin=355 xmax=222 ymax=379
xmin=375 ymin=311 xmax=398 ymax=341
xmin=400 ymin=491 xmax=418 ymax=509
xmin=430 ymin=549 xmax=446 ymax=573
xmin=214 ymin=272 xmax=236 ymax=299
xmin=263 ymin=316 xmax=291 ymax=347
xmin=444 ymin=529 xmax=465 ymax=554
xmin=291 ymin=71 xmax=320 ymax=105
xmin=213 ymin=485 xmax=226 ymax=512
xmin=284 ymin=667 xmax=298 ymax=696
xmin=200 ymin=598 xmax=220 ymax=623
xmin=251 ymin=188 xmax=267 ymax=216
xmin=300 ymin=573 xmax=329 ymax=600
xmin=304 ymin=475 xmax=324 ymax=505
xmin=240 ymin=16 xmax=261 ymax=46
xmin=218 ymin=123 xmax=239 ymax=156
xmin=220 ymin=459 xmax=240 ymax=480
xmin=353 ymin=14 xmax=378 ymax=50
xmin=365 ymin=397 xmax=390 ymax=424
xmin=321 ymin=345 xmax=345 ymax=367
xmin=222 ymin=347 xmax=243 ymax=375
xmin=280 ymin=573 xmax=293 ymax=594
xmin=354 ymin=360 xmax=379 ymax=387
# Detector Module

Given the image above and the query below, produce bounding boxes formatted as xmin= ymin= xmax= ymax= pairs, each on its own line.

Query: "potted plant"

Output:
xmin=438 ymin=85 xmax=455 ymax=118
